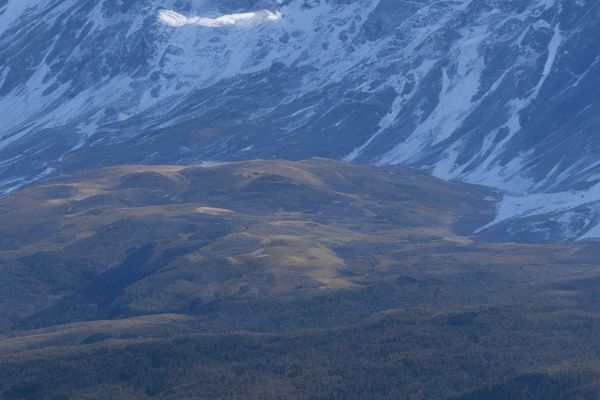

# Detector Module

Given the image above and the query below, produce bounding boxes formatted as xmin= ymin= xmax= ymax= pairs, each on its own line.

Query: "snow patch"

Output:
xmin=158 ymin=9 xmax=281 ymax=28
xmin=477 ymin=182 xmax=600 ymax=233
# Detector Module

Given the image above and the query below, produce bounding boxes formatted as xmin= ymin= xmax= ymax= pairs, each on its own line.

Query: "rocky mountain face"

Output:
xmin=1 ymin=0 xmax=599 ymax=241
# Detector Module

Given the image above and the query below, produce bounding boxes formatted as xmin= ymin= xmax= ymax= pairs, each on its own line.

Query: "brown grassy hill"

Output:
xmin=2 ymin=159 xmax=600 ymax=399
xmin=0 ymin=158 xmax=497 ymax=329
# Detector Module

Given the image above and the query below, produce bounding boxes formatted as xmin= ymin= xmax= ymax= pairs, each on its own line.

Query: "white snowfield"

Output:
xmin=158 ymin=9 xmax=282 ymax=28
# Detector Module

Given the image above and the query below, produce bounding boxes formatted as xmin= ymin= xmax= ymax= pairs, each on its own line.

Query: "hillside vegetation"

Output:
xmin=2 ymin=159 xmax=600 ymax=399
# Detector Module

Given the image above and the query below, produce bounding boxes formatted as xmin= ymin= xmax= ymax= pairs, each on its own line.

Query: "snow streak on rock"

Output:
xmin=157 ymin=9 xmax=281 ymax=28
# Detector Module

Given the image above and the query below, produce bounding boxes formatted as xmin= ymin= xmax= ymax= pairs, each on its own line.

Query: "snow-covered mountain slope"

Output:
xmin=1 ymin=0 xmax=600 ymax=241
